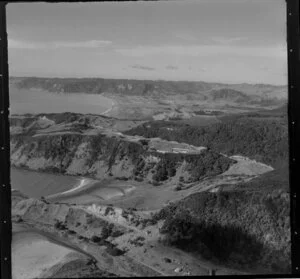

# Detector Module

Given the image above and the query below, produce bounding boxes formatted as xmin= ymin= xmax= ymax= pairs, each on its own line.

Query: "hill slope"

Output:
xmin=152 ymin=169 xmax=290 ymax=273
xmin=11 ymin=77 xmax=287 ymax=103
xmin=10 ymin=113 xmax=235 ymax=184
xmin=125 ymin=116 xmax=288 ymax=167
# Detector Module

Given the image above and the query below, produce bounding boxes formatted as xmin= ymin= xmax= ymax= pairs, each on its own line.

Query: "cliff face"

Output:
xmin=10 ymin=131 xmax=234 ymax=183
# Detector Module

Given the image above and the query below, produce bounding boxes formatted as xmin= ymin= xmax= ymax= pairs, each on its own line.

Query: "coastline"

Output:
xmin=101 ymin=99 xmax=115 ymax=116
xmin=12 ymin=223 xmax=99 ymax=279
xmin=46 ymin=177 xmax=98 ymax=200
xmin=11 ymin=166 xmax=133 ymax=203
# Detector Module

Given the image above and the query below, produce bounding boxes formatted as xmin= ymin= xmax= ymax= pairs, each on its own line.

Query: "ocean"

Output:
xmin=9 ymin=85 xmax=116 ymax=199
xmin=9 ymin=84 xmax=113 ymax=115
xmin=11 ymin=167 xmax=79 ymax=198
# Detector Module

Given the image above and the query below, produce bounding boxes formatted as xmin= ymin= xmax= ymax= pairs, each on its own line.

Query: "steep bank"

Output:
xmin=11 ymin=191 xmax=246 ymax=276
xmin=10 ymin=114 xmax=235 ymax=184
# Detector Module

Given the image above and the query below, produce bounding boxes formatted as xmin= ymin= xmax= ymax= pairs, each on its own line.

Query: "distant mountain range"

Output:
xmin=10 ymin=76 xmax=287 ymax=106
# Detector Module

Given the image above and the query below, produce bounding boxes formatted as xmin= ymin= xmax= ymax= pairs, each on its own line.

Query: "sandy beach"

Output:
xmin=46 ymin=177 xmax=135 ymax=204
xmin=101 ymin=100 xmax=115 ymax=115
xmin=12 ymin=226 xmax=81 ymax=279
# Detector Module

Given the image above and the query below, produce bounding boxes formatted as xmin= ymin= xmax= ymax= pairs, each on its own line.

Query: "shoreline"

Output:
xmin=11 ymin=166 xmax=134 ymax=203
xmin=45 ymin=177 xmax=98 ymax=200
xmin=12 ymin=223 xmax=98 ymax=279
xmin=54 ymin=178 xmax=95 ymax=195
xmin=101 ymin=99 xmax=115 ymax=115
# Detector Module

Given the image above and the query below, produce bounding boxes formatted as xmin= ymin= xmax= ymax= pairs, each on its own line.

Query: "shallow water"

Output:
xmin=47 ymin=180 xmax=126 ymax=203
xmin=11 ymin=167 xmax=79 ymax=198
xmin=11 ymin=168 xmax=129 ymax=202
xmin=9 ymin=85 xmax=113 ymax=115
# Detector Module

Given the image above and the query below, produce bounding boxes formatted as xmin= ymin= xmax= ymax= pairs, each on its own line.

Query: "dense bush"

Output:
xmin=101 ymin=223 xmax=114 ymax=239
xmin=111 ymin=230 xmax=124 ymax=238
xmin=160 ymin=215 xmax=264 ymax=263
xmin=54 ymin=220 xmax=67 ymax=230
xmin=154 ymin=180 xmax=290 ymax=272
xmin=128 ymin=236 xmax=146 ymax=247
xmin=105 ymin=245 xmax=125 ymax=256
xmin=148 ymin=150 xmax=233 ymax=183
xmin=125 ymin=117 xmax=288 ymax=167
xmin=91 ymin=235 xmax=102 ymax=243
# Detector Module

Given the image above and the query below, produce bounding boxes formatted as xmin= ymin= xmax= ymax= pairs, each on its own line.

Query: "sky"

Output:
xmin=7 ymin=0 xmax=287 ymax=85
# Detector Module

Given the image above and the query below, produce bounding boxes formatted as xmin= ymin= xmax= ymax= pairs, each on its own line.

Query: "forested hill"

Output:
xmin=124 ymin=117 xmax=288 ymax=168
xmin=11 ymin=77 xmax=287 ymax=102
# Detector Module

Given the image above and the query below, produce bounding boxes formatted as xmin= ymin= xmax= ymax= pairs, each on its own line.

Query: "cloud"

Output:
xmin=115 ymin=44 xmax=286 ymax=59
xmin=53 ymin=40 xmax=112 ymax=48
xmin=8 ymin=38 xmax=112 ymax=49
xmin=131 ymin=64 xmax=155 ymax=71
xmin=210 ymin=36 xmax=248 ymax=45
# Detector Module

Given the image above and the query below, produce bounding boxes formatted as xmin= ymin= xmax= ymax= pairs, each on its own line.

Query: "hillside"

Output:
xmin=10 ymin=112 xmax=290 ymax=275
xmin=11 ymin=77 xmax=287 ymax=105
xmin=209 ymin=89 xmax=252 ymax=103
xmin=10 ymin=113 xmax=235 ymax=185
xmin=125 ymin=115 xmax=288 ymax=167
xmin=12 ymin=190 xmax=249 ymax=276
xmin=11 ymin=165 xmax=290 ymax=275
xmin=149 ymin=164 xmax=290 ymax=272
xmin=152 ymin=182 xmax=290 ymax=273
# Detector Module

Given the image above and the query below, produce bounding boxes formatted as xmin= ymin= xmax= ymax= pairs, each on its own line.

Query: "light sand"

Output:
xmin=101 ymin=100 xmax=115 ymax=115
xmin=47 ymin=178 xmax=136 ymax=204
xmin=58 ymin=178 xmax=93 ymax=195
xmin=12 ymin=231 xmax=76 ymax=279
xmin=46 ymin=177 xmax=96 ymax=200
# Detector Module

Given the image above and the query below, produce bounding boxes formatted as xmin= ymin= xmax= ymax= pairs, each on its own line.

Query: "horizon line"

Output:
xmin=9 ymin=75 xmax=288 ymax=87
